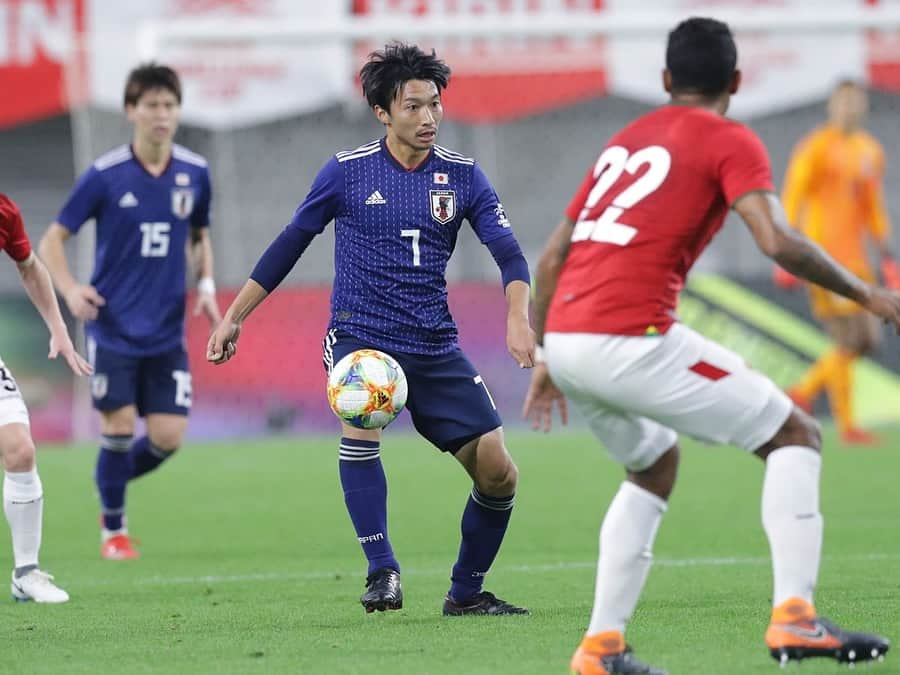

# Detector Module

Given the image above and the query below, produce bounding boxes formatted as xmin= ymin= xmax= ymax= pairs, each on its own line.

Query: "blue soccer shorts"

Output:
xmin=322 ymin=329 xmax=502 ymax=453
xmin=88 ymin=341 xmax=192 ymax=417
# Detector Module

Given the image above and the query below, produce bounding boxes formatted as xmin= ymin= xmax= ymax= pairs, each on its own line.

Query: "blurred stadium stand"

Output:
xmin=2 ymin=0 xmax=899 ymax=439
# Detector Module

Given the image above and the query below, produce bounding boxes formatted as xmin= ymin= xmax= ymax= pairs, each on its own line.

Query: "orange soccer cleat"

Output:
xmin=101 ymin=533 xmax=140 ymax=560
xmin=785 ymin=387 xmax=813 ymax=415
xmin=766 ymin=597 xmax=889 ymax=666
xmin=569 ymin=631 xmax=667 ymax=675
xmin=840 ymin=427 xmax=882 ymax=447
xmin=881 ymin=257 xmax=900 ymax=291
xmin=773 ymin=266 xmax=801 ymax=290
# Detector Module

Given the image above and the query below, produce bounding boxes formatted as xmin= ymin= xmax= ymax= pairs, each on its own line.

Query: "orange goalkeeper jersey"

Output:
xmin=782 ymin=125 xmax=890 ymax=315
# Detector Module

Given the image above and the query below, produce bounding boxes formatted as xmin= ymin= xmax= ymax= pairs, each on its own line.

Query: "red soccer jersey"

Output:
xmin=0 ymin=194 xmax=32 ymax=263
xmin=546 ymin=105 xmax=773 ymax=336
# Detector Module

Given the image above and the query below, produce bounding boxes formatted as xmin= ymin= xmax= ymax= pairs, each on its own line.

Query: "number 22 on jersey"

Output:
xmin=572 ymin=145 xmax=671 ymax=245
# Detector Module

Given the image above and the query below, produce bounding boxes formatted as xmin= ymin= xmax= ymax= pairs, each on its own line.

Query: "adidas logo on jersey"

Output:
xmin=118 ymin=192 xmax=138 ymax=208
xmin=365 ymin=190 xmax=387 ymax=205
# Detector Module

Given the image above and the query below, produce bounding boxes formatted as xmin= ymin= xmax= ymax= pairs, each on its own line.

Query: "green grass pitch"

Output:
xmin=3 ymin=428 xmax=899 ymax=674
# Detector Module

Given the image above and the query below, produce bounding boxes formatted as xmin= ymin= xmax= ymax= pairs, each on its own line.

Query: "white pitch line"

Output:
xmin=69 ymin=552 xmax=899 ymax=588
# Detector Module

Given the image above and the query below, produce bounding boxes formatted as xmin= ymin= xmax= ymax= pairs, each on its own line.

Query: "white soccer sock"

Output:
xmin=587 ymin=481 xmax=667 ymax=635
xmin=3 ymin=469 xmax=43 ymax=570
xmin=761 ymin=446 xmax=823 ymax=608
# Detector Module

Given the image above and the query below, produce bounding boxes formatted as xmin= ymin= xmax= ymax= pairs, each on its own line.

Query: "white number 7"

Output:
xmin=401 ymin=229 xmax=421 ymax=266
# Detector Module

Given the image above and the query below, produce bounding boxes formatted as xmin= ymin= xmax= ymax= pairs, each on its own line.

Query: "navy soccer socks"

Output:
xmin=449 ymin=487 xmax=515 ymax=602
xmin=96 ymin=434 xmax=132 ymax=531
xmin=96 ymin=435 xmax=175 ymax=531
xmin=128 ymin=436 xmax=174 ymax=480
xmin=338 ymin=437 xmax=399 ymax=575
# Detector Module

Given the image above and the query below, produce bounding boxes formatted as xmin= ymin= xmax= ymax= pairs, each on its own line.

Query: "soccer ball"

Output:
xmin=327 ymin=349 xmax=408 ymax=429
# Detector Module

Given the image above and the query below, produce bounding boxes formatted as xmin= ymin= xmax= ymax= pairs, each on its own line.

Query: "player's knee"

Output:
xmin=474 ymin=435 xmax=518 ymax=495
xmin=2 ymin=433 xmax=36 ymax=472
xmin=759 ymin=408 xmax=821 ymax=458
xmin=628 ymin=445 xmax=679 ymax=501
xmin=476 ymin=454 xmax=518 ymax=495
xmin=148 ymin=430 xmax=182 ymax=454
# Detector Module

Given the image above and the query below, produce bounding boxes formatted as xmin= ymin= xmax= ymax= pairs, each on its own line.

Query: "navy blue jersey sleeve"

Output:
xmin=191 ymin=167 xmax=212 ymax=229
xmin=465 ymin=162 xmax=515 ymax=244
xmin=56 ymin=166 xmax=105 ymax=233
xmin=250 ymin=157 xmax=343 ymax=292
xmin=287 ymin=156 xmax=343 ymax=234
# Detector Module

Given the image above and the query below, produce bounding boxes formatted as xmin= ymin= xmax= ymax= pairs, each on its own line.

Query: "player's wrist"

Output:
xmin=197 ymin=277 xmax=216 ymax=295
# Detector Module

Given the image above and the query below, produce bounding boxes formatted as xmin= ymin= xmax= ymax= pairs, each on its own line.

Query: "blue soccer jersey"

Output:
xmin=262 ymin=138 xmax=518 ymax=355
xmin=56 ymin=144 xmax=212 ymax=356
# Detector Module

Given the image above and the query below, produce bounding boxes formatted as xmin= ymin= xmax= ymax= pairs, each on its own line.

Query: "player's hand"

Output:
xmin=862 ymin=286 xmax=900 ymax=334
xmin=194 ymin=290 xmax=222 ymax=326
xmin=881 ymin=257 xmax=900 ymax=291
xmin=48 ymin=332 xmax=92 ymax=376
xmin=522 ymin=363 xmax=568 ymax=432
xmin=206 ymin=320 xmax=241 ymax=365
xmin=64 ymin=284 xmax=105 ymax=321
xmin=507 ymin=314 xmax=536 ymax=368
xmin=773 ymin=265 xmax=801 ymax=290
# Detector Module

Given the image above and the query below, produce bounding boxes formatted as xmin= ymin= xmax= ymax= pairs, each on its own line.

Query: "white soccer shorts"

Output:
xmin=545 ymin=323 xmax=793 ymax=472
xmin=0 ymin=356 xmax=30 ymax=428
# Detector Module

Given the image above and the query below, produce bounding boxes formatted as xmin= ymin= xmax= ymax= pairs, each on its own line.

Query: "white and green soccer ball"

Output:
xmin=327 ymin=349 xmax=408 ymax=429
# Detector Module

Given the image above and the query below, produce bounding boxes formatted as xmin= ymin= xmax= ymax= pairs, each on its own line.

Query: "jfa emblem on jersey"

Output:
xmin=171 ymin=188 xmax=194 ymax=219
xmin=430 ymin=189 xmax=456 ymax=224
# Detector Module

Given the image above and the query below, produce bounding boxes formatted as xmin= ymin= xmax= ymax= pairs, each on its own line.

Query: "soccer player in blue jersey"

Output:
xmin=208 ymin=43 xmax=535 ymax=615
xmin=39 ymin=63 xmax=221 ymax=560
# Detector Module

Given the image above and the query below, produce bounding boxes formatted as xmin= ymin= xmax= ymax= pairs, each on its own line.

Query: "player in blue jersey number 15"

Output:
xmin=208 ymin=43 xmax=535 ymax=616
xmin=39 ymin=63 xmax=221 ymax=561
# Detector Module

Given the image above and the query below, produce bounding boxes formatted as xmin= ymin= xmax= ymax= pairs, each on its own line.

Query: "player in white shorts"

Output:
xmin=523 ymin=18 xmax=897 ymax=675
xmin=0 ymin=194 xmax=92 ymax=603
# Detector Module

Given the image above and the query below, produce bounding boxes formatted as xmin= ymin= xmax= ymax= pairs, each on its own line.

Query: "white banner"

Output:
xmin=605 ymin=0 xmax=866 ymax=119
xmin=88 ymin=0 xmax=351 ymax=129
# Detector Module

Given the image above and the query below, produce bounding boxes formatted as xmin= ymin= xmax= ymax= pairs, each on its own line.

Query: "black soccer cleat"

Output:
xmin=360 ymin=567 xmax=403 ymax=613
xmin=442 ymin=590 xmax=530 ymax=616
xmin=571 ymin=633 xmax=667 ymax=675
xmin=599 ymin=647 xmax=667 ymax=675
xmin=767 ymin=615 xmax=890 ymax=667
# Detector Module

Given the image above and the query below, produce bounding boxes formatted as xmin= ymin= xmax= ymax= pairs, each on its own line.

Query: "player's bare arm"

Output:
xmin=532 ymin=217 xmax=575 ymax=345
xmin=38 ymin=222 xmax=106 ymax=321
xmin=505 ymin=280 xmax=536 ymax=368
xmin=206 ymin=278 xmax=268 ymax=364
xmin=735 ymin=191 xmax=900 ymax=332
xmin=16 ymin=252 xmax=92 ymax=376
xmin=189 ymin=227 xmax=221 ymax=325
xmin=521 ymin=217 xmax=573 ymax=432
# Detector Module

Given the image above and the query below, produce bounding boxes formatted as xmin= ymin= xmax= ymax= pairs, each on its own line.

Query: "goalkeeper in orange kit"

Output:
xmin=775 ymin=80 xmax=900 ymax=445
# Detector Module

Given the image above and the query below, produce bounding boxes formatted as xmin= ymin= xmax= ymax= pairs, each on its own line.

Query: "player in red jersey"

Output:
xmin=523 ymin=18 xmax=896 ymax=675
xmin=0 ymin=195 xmax=91 ymax=603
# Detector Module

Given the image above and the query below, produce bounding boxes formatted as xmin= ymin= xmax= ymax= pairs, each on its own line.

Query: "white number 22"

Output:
xmin=571 ymin=145 xmax=671 ymax=245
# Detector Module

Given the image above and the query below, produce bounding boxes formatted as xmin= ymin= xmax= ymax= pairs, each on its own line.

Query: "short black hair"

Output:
xmin=123 ymin=62 xmax=182 ymax=107
xmin=359 ymin=43 xmax=451 ymax=111
xmin=666 ymin=17 xmax=737 ymax=97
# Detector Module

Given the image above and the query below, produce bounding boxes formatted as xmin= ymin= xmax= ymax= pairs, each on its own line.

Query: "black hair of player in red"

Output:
xmin=123 ymin=62 xmax=182 ymax=107
xmin=360 ymin=42 xmax=451 ymax=111
xmin=666 ymin=17 xmax=737 ymax=97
